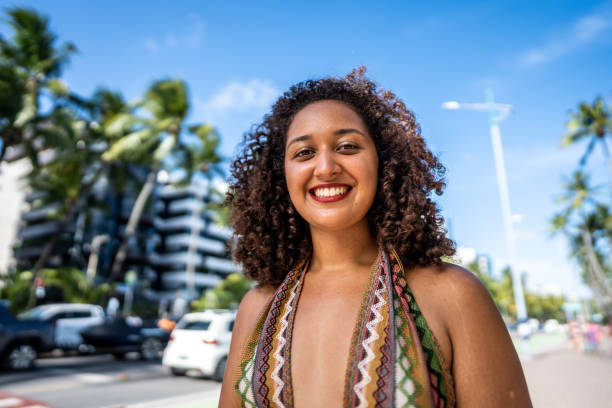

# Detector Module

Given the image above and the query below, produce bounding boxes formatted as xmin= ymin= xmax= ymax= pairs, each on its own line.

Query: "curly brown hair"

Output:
xmin=226 ymin=67 xmax=455 ymax=287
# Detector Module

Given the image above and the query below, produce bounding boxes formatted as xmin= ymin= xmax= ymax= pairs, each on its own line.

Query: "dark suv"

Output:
xmin=0 ymin=302 xmax=55 ymax=370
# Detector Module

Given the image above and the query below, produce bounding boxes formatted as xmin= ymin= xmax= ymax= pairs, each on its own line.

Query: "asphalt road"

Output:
xmin=1 ymin=346 xmax=610 ymax=407
xmin=0 ymin=354 xmax=220 ymax=408
xmin=522 ymin=349 xmax=612 ymax=408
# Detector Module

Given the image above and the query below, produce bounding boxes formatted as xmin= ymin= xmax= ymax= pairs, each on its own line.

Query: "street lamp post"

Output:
xmin=443 ymin=89 xmax=528 ymax=322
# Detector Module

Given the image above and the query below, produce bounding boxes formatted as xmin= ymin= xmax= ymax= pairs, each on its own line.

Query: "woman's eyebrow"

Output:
xmin=286 ymin=128 xmax=366 ymax=149
xmin=333 ymin=128 xmax=365 ymax=136
xmin=286 ymin=134 xmax=312 ymax=148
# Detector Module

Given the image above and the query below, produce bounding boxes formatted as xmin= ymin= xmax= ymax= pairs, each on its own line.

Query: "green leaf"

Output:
xmin=144 ymin=79 xmax=189 ymax=120
xmin=104 ymin=113 xmax=137 ymax=137
xmin=188 ymin=124 xmax=214 ymax=139
xmin=102 ymin=128 xmax=156 ymax=161
xmin=46 ymin=78 xmax=69 ymax=97
xmin=155 ymin=117 xmax=179 ymax=132
xmin=14 ymin=92 xmax=37 ymax=126
xmin=153 ymin=135 xmax=176 ymax=163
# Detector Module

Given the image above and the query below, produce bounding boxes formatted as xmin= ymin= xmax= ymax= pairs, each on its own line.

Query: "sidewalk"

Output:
xmin=522 ymin=349 xmax=612 ymax=407
xmin=109 ymin=388 xmax=220 ymax=408
xmin=512 ymin=332 xmax=569 ymax=359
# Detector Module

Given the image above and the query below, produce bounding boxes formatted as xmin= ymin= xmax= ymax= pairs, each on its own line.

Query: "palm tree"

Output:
xmin=22 ymin=87 xmax=133 ymax=307
xmin=0 ymin=7 xmax=77 ymax=164
xmin=24 ymin=106 xmax=107 ymax=307
xmin=103 ymin=79 xmax=221 ymax=281
xmin=562 ymin=97 xmax=612 ymax=179
xmin=551 ymin=171 xmax=612 ymax=309
xmin=0 ymin=64 xmax=26 ymax=161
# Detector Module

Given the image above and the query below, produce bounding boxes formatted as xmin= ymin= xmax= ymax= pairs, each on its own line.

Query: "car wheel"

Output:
xmin=170 ymin=367 xmax=187 ymax=376
xmin=111 ymin=352 xmax=127 ymax=360
xmin=213 ymin=357 xmax=227 ymax=382
xmin=6 ymin=344 xmax=37 ymax=370
xmin=140 ymin=337 xmax=163 ymax=361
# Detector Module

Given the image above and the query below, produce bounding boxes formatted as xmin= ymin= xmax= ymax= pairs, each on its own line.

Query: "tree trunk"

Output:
xmin=86 ymin=234 xmax=109 ymax=285
xmin=581 ymin=228 xmax=612 ymax=300
xmin=586 ymin=264 xmax=612 ymax=316
xmin=26 ymin=164 xmax=105 ymax=308
xmin=109 ymin=169 xmax=158 ymax=281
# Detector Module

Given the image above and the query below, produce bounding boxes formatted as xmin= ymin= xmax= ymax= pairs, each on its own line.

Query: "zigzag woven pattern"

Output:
xmin=235 ymin=247 xmax=455 ymax=407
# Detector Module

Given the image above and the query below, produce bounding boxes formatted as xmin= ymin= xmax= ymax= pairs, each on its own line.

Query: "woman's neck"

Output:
xmin=308 ymin=220 xmax=378 ymax=277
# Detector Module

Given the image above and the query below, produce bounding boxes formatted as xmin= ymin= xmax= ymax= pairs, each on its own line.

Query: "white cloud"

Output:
xmin=519 ymin=13 xmax=610 ymax=67
xmin=144 ymin=13 xmax=204 ymax=53
xmin=197 ymin=79 xmax=280 ymax=120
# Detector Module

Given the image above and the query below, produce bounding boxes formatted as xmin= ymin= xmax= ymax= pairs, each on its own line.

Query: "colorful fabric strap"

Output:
xmin=235 ymin=246 xmax=455 ymax=407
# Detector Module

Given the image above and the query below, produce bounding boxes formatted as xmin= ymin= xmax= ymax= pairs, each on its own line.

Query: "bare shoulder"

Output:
xmin=219 ymin=284 xmax=275 ymax=408
xmin=231 ymin=284 xmax=276 ymax=348
xmin=235 ymin=284 xmax=276 ymax=326
xmin=405 ymin=262 xmax=490 ymax=365
xmin=412 ymin=262 xmax=532 ymax=407
xmin=406 ymin=262 xmax=493 ymax=330
xmin=408 ymin=261 xmax=488 ymax=295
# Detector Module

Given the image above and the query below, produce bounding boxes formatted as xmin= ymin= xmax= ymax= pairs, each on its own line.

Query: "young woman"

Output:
xmin=219 ymin=68 xmax=532 ymax=407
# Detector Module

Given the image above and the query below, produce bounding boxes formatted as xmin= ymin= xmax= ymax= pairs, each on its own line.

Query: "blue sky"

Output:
xmin=5 ymin=0 xmax=612 ymax=297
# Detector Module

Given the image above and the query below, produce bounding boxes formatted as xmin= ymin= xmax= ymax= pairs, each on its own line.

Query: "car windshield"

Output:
xmin=176 ymin=320 xmax=211 ymax=330
xmin=17 ymin=307 xmax=46 ymax=319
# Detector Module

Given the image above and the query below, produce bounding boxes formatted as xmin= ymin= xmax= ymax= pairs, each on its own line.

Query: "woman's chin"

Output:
xmin=307 ymin=217 xmax=369 ymax=234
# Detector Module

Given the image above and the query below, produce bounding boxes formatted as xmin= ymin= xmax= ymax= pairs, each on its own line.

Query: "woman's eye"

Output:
xmin=294 ymin=149 xmax=314 ymax=159
xmin=338 ymin=144 xmax=359 ymax=152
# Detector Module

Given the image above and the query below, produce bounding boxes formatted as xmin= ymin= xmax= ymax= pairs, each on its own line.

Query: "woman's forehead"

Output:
xmin=287 ymin=100 xmax=368 ymax=140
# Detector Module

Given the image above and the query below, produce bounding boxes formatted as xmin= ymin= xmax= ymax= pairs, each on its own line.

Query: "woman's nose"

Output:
xmin=313 ymin=149 xmax=340 ymax=179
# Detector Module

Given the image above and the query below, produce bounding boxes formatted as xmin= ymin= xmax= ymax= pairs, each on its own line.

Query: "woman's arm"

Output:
xmin=219 ymin=285 xmax=275 ymax=408
xmin=442 ymin=264 xmax=532 ymax=407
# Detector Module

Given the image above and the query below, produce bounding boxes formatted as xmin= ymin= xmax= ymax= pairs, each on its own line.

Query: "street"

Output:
xmin=1 ymin=346 xmax=611 ymax=407
xmin=0 ymin=354 xmax=220 ymax=408
xmin=523 ymin=350 xmax=612 ymax=408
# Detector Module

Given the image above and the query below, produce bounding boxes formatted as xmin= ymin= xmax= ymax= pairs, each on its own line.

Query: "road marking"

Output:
xmin=0 ymin=398 xmax=23 ymax=407
xmin=74 ymin=373 xmax=115 ymax=384
xmin=3 ymin=372 xmax=115 ymax=394
xmin=112 ymin=388 xmax=221 ymax=408
xmin=0 ymin=394 xmax=51 ymax=408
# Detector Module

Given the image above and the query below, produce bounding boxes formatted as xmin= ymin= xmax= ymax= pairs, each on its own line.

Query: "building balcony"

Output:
xmin=155 ymin=197 xmax=218 ymax=219
xmin=206 ymin=223 xmax=232 ymax=240
xmin=157 ymin=185 xmax=204 ymax=200
xmin=148 ymin=252 xmax=237 ymax=274
xmin=13 ymin=240 xmax=72 ymax=260
xmin=17 ymin=220 xmax=64 ymax=240
xmin=21 ymin=203 xmax=63 ymax=222
xmin=203 ymin=256 xmax=236 ymax=274
xmin=149 ymin=251 xmax=204 ymax=266
xmin=164 ymin=234 xmax=225 ymax=255
xmin=153 ymin=215 xmax=206 ymax=232
xmin=161 ymin=271 xmax=222 ymax=290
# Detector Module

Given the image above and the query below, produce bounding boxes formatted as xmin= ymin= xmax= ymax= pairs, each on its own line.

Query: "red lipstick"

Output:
xmin=308 ymin=183 xmax=352 ymax=203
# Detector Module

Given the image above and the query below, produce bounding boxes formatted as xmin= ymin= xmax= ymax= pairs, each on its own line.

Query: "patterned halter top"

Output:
xmin=234 ymin=247 xmax=455 ymax=408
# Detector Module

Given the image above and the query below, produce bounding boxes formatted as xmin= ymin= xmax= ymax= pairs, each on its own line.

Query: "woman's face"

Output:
xmin=284 ymin=100 xmax=378 ymax=233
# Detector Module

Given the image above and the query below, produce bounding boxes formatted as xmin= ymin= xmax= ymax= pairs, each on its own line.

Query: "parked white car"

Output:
xmin=162 ymin=310 xmax=235 ymax=381
xmin=19 ymin=303 xmax=105 ymax=350
xmin=543 ymin=319 xmax=563 ymax=334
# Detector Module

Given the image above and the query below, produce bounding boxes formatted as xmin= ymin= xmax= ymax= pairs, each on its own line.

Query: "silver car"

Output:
xmin=19 ymin=303 xmax=105 ymax=351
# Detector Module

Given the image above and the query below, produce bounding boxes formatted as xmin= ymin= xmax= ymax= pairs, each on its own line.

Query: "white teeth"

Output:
xmin=313 ymin=186 xmax=348 ymax=198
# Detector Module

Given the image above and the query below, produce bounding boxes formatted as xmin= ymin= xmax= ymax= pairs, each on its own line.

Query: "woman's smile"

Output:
xmin=309 ymin=183 xmax=352 ymax=202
